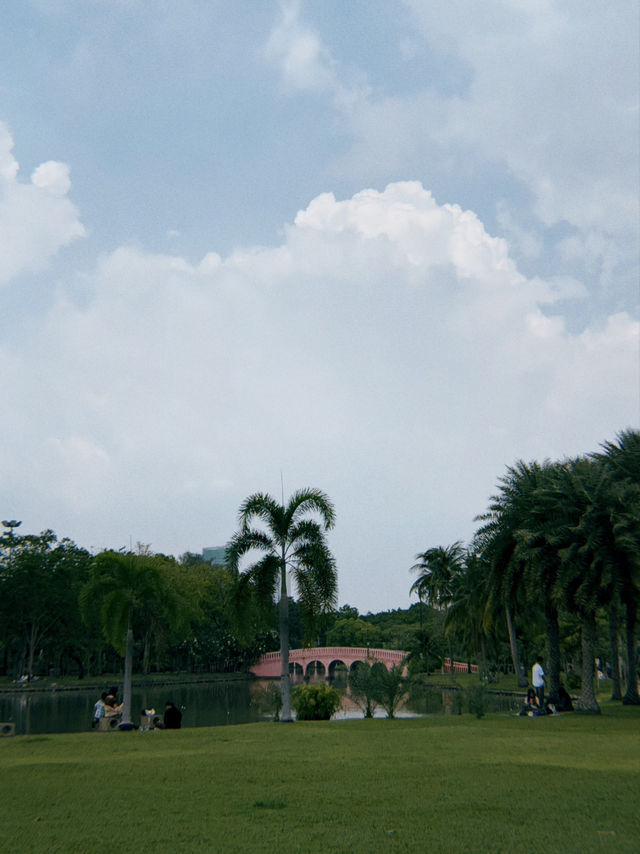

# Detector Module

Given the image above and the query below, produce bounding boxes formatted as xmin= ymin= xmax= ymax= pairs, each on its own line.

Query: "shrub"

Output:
xmin=464 ymin=683 xmax=487 ymax=718
xmin=292 ymin=683 xmax=341 ymax=721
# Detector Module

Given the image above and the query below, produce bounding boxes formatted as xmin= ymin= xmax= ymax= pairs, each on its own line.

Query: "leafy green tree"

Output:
xmin=0 ymin=530 xmax=91 ymax=679
xmin=325 ymin=617 xmax=382 ymax=647
xmin=80 ymin=550 xmax=193 ymax=727
xmin=226 ymin=488 xmax=337 ymax=722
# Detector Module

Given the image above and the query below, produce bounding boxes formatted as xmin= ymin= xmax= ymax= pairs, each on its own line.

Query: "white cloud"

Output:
xmin=265 ymin=0 xmax=337 ymax=94
xmin=402 ymin=0 xmax=639 ymax=239
xmin=2 ymin=182 xmax=637 ymax=610
xmin=0 ymin=124 xmax=85 ymax=285
xmin=264 ymin=2 xmax=638 ymax=303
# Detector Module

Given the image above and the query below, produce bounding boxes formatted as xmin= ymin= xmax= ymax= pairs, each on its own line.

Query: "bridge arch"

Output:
xmin=305 ymin=660 xmax=326 ymax=678
xmin=328 ymin=659 xmax=348 ymax=679
xmin=250 ymin=647 xmax=408 ymax=680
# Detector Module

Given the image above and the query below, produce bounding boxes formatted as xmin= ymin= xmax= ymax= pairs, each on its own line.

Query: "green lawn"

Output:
xmin=1 ymin=705 xmax=638 ymax=854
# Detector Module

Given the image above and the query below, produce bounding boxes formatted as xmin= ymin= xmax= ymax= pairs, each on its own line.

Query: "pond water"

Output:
xmin=0 ymin=679 xmax=522 ymax=736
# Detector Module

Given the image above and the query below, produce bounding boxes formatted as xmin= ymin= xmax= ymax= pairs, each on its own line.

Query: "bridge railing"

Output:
xmin=443 ymin=658 xmax=479 ymax=674
xmin=258 ymin=647 xmax=406 ymax=662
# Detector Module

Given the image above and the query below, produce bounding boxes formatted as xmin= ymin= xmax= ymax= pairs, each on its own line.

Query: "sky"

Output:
xmin=1 ymin=0 xmax=638 ymax=614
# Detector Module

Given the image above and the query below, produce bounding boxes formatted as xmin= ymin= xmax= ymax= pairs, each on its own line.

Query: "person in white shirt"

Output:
xmin=92 ymin=692 xmax=107 ymax=728
xmin=532 ymin=656 xmax=545 ymax=704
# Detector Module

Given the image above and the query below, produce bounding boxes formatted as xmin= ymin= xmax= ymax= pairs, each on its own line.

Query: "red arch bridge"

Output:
xmin=250 ymin=647 xmax=479 ymax=680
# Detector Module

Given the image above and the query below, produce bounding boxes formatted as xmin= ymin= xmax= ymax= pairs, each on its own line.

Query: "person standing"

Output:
xmin=532 ymin=656 xmax=545 ymax=705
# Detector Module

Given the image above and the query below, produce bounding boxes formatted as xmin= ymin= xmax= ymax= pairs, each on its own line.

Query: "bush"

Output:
xmin=292 ymin=683 xmax=341 ymax=721
xmin=464 ymin=683 xmax=487 ymax=718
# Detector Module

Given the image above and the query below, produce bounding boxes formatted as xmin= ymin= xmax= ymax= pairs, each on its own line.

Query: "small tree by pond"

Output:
xmin=348 ymin=662 xmax=379 ymax=718
xmin=371 ymin=662 xmax=409 ymax=719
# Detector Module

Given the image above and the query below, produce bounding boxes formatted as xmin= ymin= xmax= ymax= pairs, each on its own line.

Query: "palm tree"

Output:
xmin=475 ymin=461 xmax=555 ymax=690
xmin=445 ymin=550 xmax=492 ymax=677
xmin=80 ymin=551 xmax=187 ymax=728
xmin=411 ymin=543 xmax=464 ymax=610
xmin=226 ymin=488 xmax=337 ymax=722
xmin=595 ymin=430 xmax=640 ymax=705
xmin=411 ymin=543 xmax=464 ymax=675
xmin=536 ymin=458 xmax=612 ymax=713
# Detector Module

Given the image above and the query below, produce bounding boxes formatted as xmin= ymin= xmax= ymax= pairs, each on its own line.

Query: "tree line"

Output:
xmin=410 ymin=429 xmax=640 ymax=713
xmin=0 ymin=534 xmax=279 ymax=684
xmin=1 ymin=428 xmax=637 ymax=720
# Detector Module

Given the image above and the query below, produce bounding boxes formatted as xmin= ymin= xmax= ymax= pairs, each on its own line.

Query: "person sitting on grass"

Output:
xmin=92 ymin=692 xmax=107 ymax=728
xmin=140 ymin=708 xmax=158 ymax=730
xmin=520 ymin=688 xmax=544 ymax=716
xmin=104 ymin=696 xmax=123 ymax=717
xmin=555 ymin=685 xmax=574 ymax=712
xmin=164 ymin=701 xmax=182 ymax=729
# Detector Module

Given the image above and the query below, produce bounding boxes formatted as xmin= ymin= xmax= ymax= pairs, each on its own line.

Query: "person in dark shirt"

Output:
xmin=164 ymin=701 xmax=182 ymax=729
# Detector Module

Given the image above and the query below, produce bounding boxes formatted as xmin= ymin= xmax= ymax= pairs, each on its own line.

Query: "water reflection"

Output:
xmin=0 ymin=681 xmax=265 ymax=736
xmin=0 ymin=679 xmax=521 ymax=735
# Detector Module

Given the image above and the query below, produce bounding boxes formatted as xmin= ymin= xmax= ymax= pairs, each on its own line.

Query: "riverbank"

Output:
xmin=1 ymin=702 xmax=638 ymax=854
xmin=0 ymin=671 xmax=252 ymax=694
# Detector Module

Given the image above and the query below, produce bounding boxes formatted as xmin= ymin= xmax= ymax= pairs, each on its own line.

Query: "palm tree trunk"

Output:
xmin=120 ymin=612 xmax=134 ymax=726
xmin=480 ymin=636 xmax=488 ymax=678
xmin=608 ymin=604 xmax=622 ymax=701
xmin=505 ymin=603 xmax=527 ymax=687
xmin=27 ymin=623 xmax=37 ymax=681
xmin=544 ymin=602 xmax=561 ymax=698
xmin=142 ymin=630 xmax=151 ymax=675
xmin=622 ymin=598 xmax=639 ymax=705
xmin=579 ymin=614 xmax=600 ymax=713
xmin=279 ymin=551 xmax=293 ymax=722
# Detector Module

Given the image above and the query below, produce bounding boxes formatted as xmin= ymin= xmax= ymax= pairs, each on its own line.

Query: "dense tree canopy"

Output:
xmin=412 ymin=429 xmax=640 ymax=711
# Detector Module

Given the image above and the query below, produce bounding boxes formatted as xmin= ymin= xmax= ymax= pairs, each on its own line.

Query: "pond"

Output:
xmin=0 ymin=679 xmax=522 ymax=735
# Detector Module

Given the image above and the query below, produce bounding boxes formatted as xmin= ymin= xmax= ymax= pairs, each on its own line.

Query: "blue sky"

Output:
xmin=1 ymin=0 xmax=638 ymax=612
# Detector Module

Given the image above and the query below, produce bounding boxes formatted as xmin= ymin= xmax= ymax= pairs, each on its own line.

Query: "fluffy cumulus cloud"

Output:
xmin=265 ymin=1 xmax=638 ymax=306
xmin=2 ymin=182 xmax=637 ymax=610
xmin=0 ymin=124 xmax=85 ymax=285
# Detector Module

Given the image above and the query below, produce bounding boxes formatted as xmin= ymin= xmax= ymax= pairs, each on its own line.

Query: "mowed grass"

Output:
xmin=0 ymin=706 xmax=638 ymax=854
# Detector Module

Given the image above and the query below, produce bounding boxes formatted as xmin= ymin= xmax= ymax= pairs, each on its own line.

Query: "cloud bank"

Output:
xmin=2 ymin=177 xmax=637 ymax=610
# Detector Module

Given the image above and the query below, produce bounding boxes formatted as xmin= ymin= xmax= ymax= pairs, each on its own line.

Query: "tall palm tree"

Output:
xmin=475 ymin=461 xmax=555 ymax=690
xmin=226 ymin=488 xmax=337 ymax=722
xmin=80 ymin=551 xmax=187 ymax=727
xmin=445 ymin=550 xmax=492 ymax=676
xmin=411 ymin=543 xmax=464 ymax=610
xmin=536 ymin=458 xmax=612 ymax=713
xmin=595 ymin=430 xmax=640 ymax=705
xmin=411 ymin=543 xmax=464 ymax=674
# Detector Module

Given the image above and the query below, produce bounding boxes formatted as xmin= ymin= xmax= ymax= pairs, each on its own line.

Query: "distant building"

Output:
xmin=202 ymin=546 xmax=228 ymax=566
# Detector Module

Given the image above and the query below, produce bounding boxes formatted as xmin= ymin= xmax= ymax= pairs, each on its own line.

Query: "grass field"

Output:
xmin=1 ymin=703 xmax=638 ymax=854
